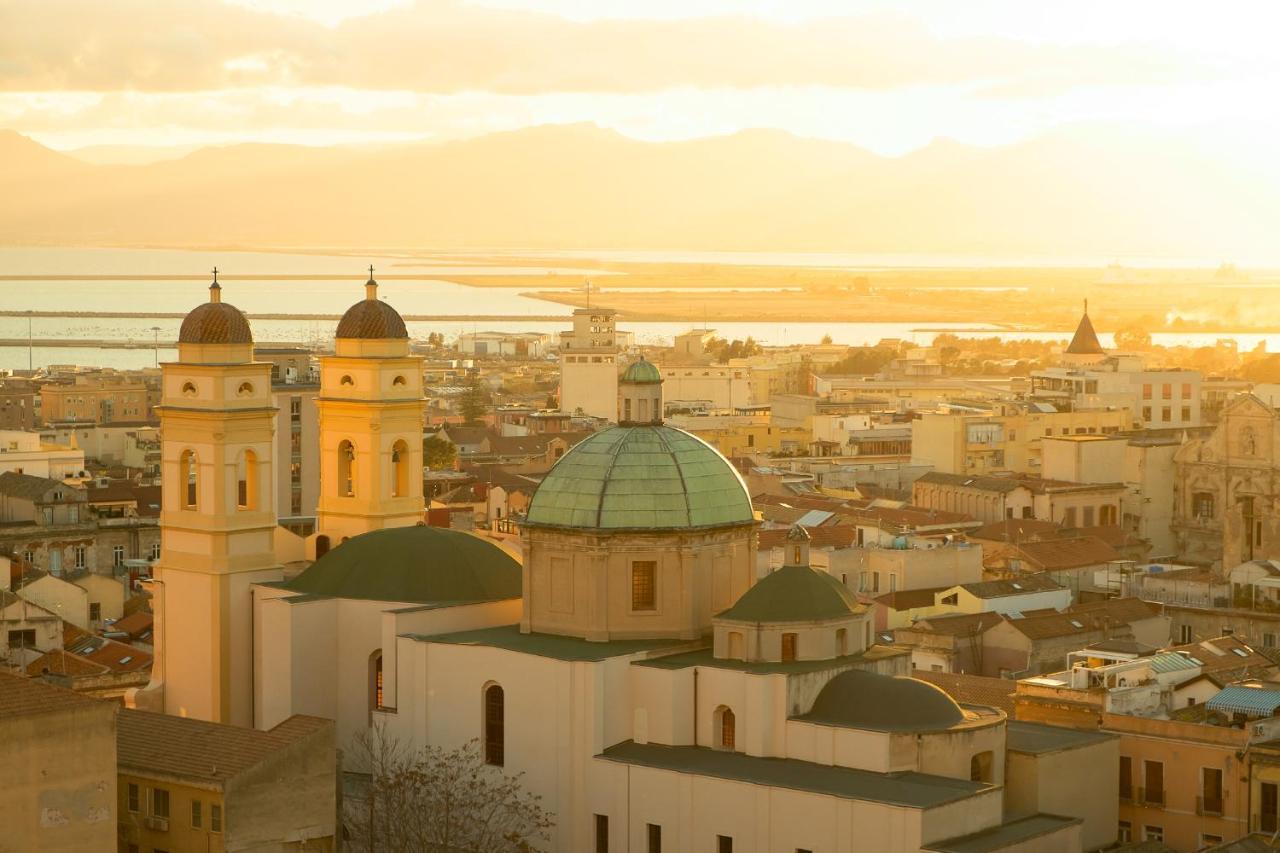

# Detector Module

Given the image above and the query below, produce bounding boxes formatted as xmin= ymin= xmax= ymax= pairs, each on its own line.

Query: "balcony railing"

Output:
xmin=1119 ymin=787 xmax=1133 ymax=804
xmin=1197 ymin=795 xmax=1224 ymax=816
xmin=1137 ymin=787 xmax=1165 ymax=808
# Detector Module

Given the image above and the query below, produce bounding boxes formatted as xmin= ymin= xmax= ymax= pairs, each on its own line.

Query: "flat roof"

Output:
xmin=922 ymin=814 xmax=1081 ymax=853
xmin=1005 ymin=721 xmax=1115 ymax=755
xmin=409 ymin=625 xmax=693 ymax=662
xmin=598 ymin=741 xmax=990 ymax=809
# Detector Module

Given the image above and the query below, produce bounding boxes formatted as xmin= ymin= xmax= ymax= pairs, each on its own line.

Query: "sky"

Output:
xmin=4 ymin=0 xmax=1280 ymax=155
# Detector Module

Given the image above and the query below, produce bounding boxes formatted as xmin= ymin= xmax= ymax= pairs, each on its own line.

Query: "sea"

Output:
xmin=0 ymin=246 xmax=1268 ymax=371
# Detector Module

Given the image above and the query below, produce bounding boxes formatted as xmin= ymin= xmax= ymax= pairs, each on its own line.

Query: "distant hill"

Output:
xmin=3 ymin=124 xmax=1277 ymax=259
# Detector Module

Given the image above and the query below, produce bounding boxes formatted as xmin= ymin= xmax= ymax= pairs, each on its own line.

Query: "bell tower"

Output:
xmin=314 ymin=271 xmax=425 ymax=546
xmin=138 ymin=274 xmax=281 ymax=725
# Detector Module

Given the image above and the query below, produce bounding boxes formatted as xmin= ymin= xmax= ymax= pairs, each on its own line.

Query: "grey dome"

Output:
xmin=802 ymin=669 xmax=966 ymax=731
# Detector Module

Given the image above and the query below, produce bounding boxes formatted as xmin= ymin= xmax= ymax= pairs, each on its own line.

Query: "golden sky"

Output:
xmin=4 ymin=0 xmax=1279 ymax=155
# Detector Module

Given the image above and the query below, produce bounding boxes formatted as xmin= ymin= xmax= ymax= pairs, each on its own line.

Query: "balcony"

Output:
xmin=1197 ymin=795 xmax=1224 ymax=816
xmin=1137 ymin=787 xmax=1165 ymax=808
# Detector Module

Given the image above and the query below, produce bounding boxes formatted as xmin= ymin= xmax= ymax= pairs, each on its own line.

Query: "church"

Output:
xmin=136 ymin=276 xmax=1091 ymax=852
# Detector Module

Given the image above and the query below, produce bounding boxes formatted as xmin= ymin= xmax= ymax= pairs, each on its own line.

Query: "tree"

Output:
xmin=1113 ymin=324 xmax=1152 ymax=350
xmin=346 ymin=725 xmax=554 ymax=853
xmin=424 ymin=434 xmax=457 ymax=471
xmin=820 ymin=333 xmax=833 ymax=345
xmin=460 ymin=376 xmax=490 ymax=426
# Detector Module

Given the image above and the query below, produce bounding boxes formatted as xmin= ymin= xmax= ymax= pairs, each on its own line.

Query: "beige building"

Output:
xmin=117 ymin=709 xmax=336 ymax=852
xmin=559 ymin=307 xmax=621 ymax=419
xmin=0 ymin=672 xmax=118 ymax=852
xmin=41 ymin=373 xmax=151 ymax=425
xmin=910 ymin=403 xmax=1131 ymax=477
xmin=0 ymin=428 xmax=85 ymax=478
xmin=271 ymin=383 xmax=319 ymax=520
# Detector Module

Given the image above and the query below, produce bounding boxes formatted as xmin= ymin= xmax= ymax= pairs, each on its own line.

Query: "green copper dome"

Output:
xmin=717 ymin=564 xmax=862 ymax=623
xmin=622 ymin=358 xmax=662 ymax=384
xmin=523 ymin=425 xmax=754 ymax=531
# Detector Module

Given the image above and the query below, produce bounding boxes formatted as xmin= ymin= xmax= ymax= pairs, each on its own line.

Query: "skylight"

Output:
xmin=1232 ymin=648 xmax=1249 ymax=657
xmin=1070 ymin=620 xmax=1084 ymax=629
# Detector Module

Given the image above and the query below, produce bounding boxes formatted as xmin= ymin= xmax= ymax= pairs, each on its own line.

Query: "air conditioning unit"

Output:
xmin=144 ymin=817 xmax=169 ymax=831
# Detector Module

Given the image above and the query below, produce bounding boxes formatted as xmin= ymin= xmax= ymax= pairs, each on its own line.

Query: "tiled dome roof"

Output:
xmin=336 ymin=277 xmax=408 ymax=340
xmin=178 ymin=283 xmax=252 ymax=344
xmin=622 ymin=357 xmax=662 ymax=384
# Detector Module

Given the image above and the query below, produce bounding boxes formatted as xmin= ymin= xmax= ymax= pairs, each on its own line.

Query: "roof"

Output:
xmin=284 ymin=525 xmax=521 ymax=605
xmin=111 ymin=610 xmax=154 ymax=638
xmin=800 ymin=669 xmax=970 ymax=732
xmin=909 ymin=611 xmax=1004 ymax=637
xmin=523 ymin=425 xmax=754 ymax=531
xmin=757 ymin=525 xmax=855 ymax=551
xmin=958 ymin=576 xmax=1064 ymax=599
xmin=622 ymin=357 xmax=662 ymax=384
xmin=0 ymin=671 xmax=105 ymax=719
xmin=922 ymin=814 xmax=1082 ymax=853
xmin=717 ymin=565 xmax=862 ymax=623
xmin=335 ymin=282 xmax=408 ymax=340
xmin=912 ymin=671 xmax=1017 ymax=715
xmin=64 ymin=633 xmax=152 ymax=672
xmin=598 ymin=741 xmax=990 ymax=809
xmin=117 ymin=709 xmax=330 ymax=784
xmin=0 ymin=470 xmax=69 ymax=501
xmin=1206 ymin=685 xmax=1280 ymax=717
xmin=916 ymin=472 xmax=1026 ymax=494
xmin=876 ymin=586 xmax=947 ymax=611
xmin=634 ymin=645 xmax=908 ymax=675
xmin=25 ymin=649 xmax=110 ymax=677
xmin=969 ymin=519 xmax=1063 ymax=543
xmin=1066 ymin=310 xmax=1105 ymax=355
xmin=1005 ymin=721 xmax=1114 ymax=754
xmin=414 ymin=624 xmax=690 ymax=662
xmin=1164 ymin=636 xmax=1277 ymax=675
xmin=178 ymin=298 xmax=252 ymax=345
xmin=1014 ymin=536 xmax=1121 ymax=570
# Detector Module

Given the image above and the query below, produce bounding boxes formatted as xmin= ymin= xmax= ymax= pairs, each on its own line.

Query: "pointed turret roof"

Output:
xmin=1066 ymin=300 xmax=1104 ymax=355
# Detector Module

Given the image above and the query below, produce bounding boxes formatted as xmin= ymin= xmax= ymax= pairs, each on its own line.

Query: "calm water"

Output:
xmin=0 ymin=247 xmax=1273 ymax=370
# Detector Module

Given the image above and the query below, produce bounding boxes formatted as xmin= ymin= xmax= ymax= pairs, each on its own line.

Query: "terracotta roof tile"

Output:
xmin=117 ymin=709 xmax=331 ymax=783
xmin=178 ymin=301 xmax=253 ymax=345
xmin=0 ymin=671 xmax=105 ymax=719
xmin=24 ymin=649 xmax=110 ymax=677
xmin=1014 ymin=536 xmax=1121 ymax=570
xmin=757 ymin=526 xmax=856 ymax=550
xmin=912 ymin=670 xmax=1015 ymax=715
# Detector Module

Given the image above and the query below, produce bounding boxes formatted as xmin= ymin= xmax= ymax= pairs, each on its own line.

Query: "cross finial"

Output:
xmin=368 ymin=264 xmax=375 ymax=280
xmin=210 ymin=266 xmax=222 ymax=302
xmin=365 ymin=266 xmax=378 ymax=300
xmin=212 ymin=266 xmax=219 ymax=283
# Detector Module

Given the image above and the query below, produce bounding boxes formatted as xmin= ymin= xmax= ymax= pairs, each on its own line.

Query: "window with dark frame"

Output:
xmin=485 ymin=684 xmax=505 ymax=766
xmin=632 ymin=561 xmax=657 ymax=611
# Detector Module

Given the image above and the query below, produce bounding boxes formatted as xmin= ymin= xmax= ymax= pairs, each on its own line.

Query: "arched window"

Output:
xmin=484 ymin=684 xmax=505 ymax=766
xmin=836 ymin=628 xmax=848 ymax=656
xmin=237 ymin=381 xmax=254 ymax=397
xmin=392 ymin=375 xmax=407 ymax=387
xmin=338 ymin=440 xmax=356 ymax=497
xmin=727 ymin=631 xmax=744 ymax=660
xmin=369 ymin=650 xmax=383 ymax=721
xmin=391 ymin=439 xmax=409 ymax=498
xmin=715 ymin=706 xmax=736 ymax=751
xmin=340 ymin=374 xmax=354 ymax=387
xmin=237 ymin=449 xmax=258 ymax=510
xmin=971 ymin=751 xmax=994 ymax=783
xmin=315 ymin=534 xmax=330 ymax=559
xmin=180 ymin=450 xmax=198 ymax=509
xmin=181 ymin=381 xmax=197 ymax=398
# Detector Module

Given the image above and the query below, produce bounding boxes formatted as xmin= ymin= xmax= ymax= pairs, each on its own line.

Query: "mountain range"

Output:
xmin=3 ymin=124 xmax=1277 ymax=260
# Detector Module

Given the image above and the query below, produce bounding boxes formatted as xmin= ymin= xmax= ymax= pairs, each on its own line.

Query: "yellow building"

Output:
xmin=136 ymin=277 xmax=283 ymax=726
xmin=682 ymin=420 xmax=810 ymax=458
xmin=116 ymin=708 xmax=336 ymax=852
xmin=0 ymin=672 xmax=117 ymax=852
xmin=314 ymin=275 xmax=425 ymax=547
xmin=911 ymin=404 xmax=1132 ymax=476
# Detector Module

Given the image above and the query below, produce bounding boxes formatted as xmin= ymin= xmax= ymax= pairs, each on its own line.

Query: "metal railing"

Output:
xmin=1137 ymin=787 xmax=1165 ymax=808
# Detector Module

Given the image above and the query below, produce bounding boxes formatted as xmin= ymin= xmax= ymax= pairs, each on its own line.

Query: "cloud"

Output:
xmin=0 ymin=0 xmax=1204 ymax=95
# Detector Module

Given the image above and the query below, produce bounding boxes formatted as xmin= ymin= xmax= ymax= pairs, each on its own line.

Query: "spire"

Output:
xmin=210 ymin=267 xmax=221 ymax=303
xmin=1066 ymin=301 xmax=1104 ymax=355
xmin=365 ymin=265 xmax=378 ymax=300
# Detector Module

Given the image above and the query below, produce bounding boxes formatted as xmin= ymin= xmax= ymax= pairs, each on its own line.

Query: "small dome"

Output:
xmin=284 ymin=526 xmax=521 ymax=604
xmin=622 ymin=357 xmax=662 ymax=384
xmin=803 ymin=669 xmax=967 ymax=731
xmin=178 ymin=283 xmax=252 ymax=345
xmin=336 ymin=278 xmax=408 ymax=340
xmin=717 ymin=564 xmax=859 ymax=623
xmin=524 ymin=425 xmax=753 ymax=531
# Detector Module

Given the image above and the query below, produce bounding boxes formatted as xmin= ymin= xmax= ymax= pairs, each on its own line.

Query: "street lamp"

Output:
xmin=151 ymin=326 xmax=162 ymax=367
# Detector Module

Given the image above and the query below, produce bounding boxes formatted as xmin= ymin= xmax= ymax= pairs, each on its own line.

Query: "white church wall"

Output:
xmin=918 ymin=789 xmax=1005 ymax=846
xmin=629 ymin=664 xmax=695 ymax=746
xmin=785 ymin=719 xmax=894 ymax=773
xmin=917 ymin=724 xmax=1006 ymax=786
